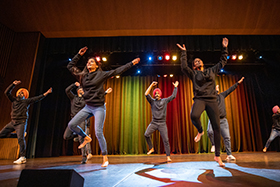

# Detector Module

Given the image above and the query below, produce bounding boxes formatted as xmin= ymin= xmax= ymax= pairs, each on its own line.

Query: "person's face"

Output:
xmin=216 ymin=85 xmax=219 ymax=93
xmin=77 ymin=88 xmax=84 ymax=96
xmin=155 ymin=91 xmax=161 ymax=100
xmin=277 ymin=108 xmax=280 ymax=114
xmin=18 ymin=91 xmax=25 ymax=98
xmin=87 ymin=58 xmax=98 ymax=71
xmin=193 ymin=58 xmax=204 ymax=70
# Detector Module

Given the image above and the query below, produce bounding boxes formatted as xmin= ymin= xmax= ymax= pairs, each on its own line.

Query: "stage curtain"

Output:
xmin=87 ymin=74 xmax=262 ymax=155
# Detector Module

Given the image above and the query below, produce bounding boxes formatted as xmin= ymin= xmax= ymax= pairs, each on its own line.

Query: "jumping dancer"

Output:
xmin=177 ymin=37 xmax=229 ymax=166
xmin=67 ymin=46 xmax=140 ymax=167
xmin=144 ymin=81 xmax=179 ymax=162
xmin=263 ymin=105 xmax=280 ymax=152
xmin=64 ymin=82 xmax=112 ymax=164
xmin=0 ymin=80 xmax=52 ymax=164
xmin=207 ymin=77 xmax=244 ymax=161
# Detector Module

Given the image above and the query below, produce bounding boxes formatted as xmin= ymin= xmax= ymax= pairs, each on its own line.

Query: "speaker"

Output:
xmin=17 ymin=169 xmax=84 ymax=187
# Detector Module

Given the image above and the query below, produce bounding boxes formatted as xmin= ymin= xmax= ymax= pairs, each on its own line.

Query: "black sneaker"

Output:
xmin=81 ymin=156 xmax=87 ymax=164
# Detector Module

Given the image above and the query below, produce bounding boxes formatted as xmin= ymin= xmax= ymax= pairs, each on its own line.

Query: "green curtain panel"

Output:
xmin=85 ymin=74 xmax=262 ymax=155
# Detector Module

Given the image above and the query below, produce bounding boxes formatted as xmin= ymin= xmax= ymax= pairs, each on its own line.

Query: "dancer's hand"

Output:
xmin=222 ymin=38 xmax=228 ymax=48
xmin=105 ymin=87 xmax=112 ymax=94
xmin=13 ymin=80 xmax=21 ymax=85
xmin=238 ymin=77 xmax=245 ymax=84
xmin=79 ymin=47 xmax=88 ymax=56
xmin=44 ymin=87 xmax=53 ymax=96
xmin=173 ymin=81 xmax=179 ymax=87
xmin=132 ymin=58 xmax=140 ymax=65
xmin=177 ymin=44 xmax=186 ymax=51
xmin=75 ymin=82 xmax=80 ymax=87
xmin=152 ymin=81 xmax=158 ymax=86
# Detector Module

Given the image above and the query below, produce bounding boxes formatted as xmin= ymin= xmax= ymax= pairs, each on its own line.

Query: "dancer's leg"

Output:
xmin=144 ymin=123 xmax=158 ymax=154
xmin=191 ymin=99 xmax=206 ymax=142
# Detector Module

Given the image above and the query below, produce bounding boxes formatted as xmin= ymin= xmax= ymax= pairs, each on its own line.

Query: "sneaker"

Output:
xmin=226 ymin=155 xmax=236 ymax=161
xmin=13 ymin=157 xmax=26 ymax=164
xmin=211 ymin=146 xmax=215 ymax=153
xmin=81 ymin=156 xmax=87 ymax=164
xmin=87 ymin=153 xmax=93 ymax=160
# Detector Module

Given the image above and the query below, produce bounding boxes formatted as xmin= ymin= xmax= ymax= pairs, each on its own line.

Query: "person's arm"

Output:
xmin=145 ymin=81 xmax=157 ymax=104
xmin=104 ymin=87 xmax=112 ymax=96
xmin=65 ymin=83 xmax=78 ymax=100
xmin=221 ymin=77 xmax=244 ymax=98
xmin=177 ymin=44 xmax=193 ymax=78
xmin=67 ymin=47 xmax=88 ymax=78
xmin=27 ymin=87 xmax=52 ymax=104
xmin=102 ymin=58 xmax=140 ymax=79
xmin=167 ymin=81 xmax=179 ymax=102
xmin=4 ymin=80 xmax=21 ymax=102
xmin=211 ymin=38 xmax=229 ymax=73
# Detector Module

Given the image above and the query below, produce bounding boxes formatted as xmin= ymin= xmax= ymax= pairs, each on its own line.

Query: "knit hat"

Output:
xmin=153 ymin=88 xmax=162 ymax=97
xmin=16 ymin=88 xmax=29 ymax=99
xmin=272 ymin=105 xmax=279 ymax=114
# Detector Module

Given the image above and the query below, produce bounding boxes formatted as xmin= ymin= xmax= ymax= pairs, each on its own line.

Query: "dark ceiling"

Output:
xmin=1 ymin=0 xmax=280 ymax=38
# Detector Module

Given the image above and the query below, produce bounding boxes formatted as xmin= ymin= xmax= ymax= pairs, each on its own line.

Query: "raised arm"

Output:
xmin=211 ymin=38 xmax=229 ymax=73
xmin=67 ymin=47 xmax=88 ymax=77
xmin=4 ymin=80 xmax=21 ymax=102
xmin=65 ymin=82 xmax=79 ymax=100
xmin=167 ymin=81 xmax=179 ymax=102
xmin=103 ymin=58 xmax=140 ymax=79
xmin=177 ymin=44 xmax=193 ymax=78
xmin=27 ymin=87 xmax=52 ymax=104
xmin=221 ymin=77 xmax=244 ymax=98
xmin=145 ymin=81 xmax=157 ymax=96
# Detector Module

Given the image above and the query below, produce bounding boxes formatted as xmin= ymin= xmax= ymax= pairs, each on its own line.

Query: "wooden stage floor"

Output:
xmin=0 ymin=152 xmax=280 ymax=187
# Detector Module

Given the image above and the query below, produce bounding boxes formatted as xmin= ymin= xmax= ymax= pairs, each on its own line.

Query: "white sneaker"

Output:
xmin=226 ymin=155 xmax=236 ymax=161
xmin=211 ymin=146 xmax=215 ymax=153
xmin=87 ymin=153 xmax=93 ymax=160
xmin=13 ymin=157 xmax=26 ymax=164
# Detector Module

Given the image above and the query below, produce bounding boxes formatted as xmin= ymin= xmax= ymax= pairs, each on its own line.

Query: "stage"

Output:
xmin=0 ymin=152 xmax=280 ymax=187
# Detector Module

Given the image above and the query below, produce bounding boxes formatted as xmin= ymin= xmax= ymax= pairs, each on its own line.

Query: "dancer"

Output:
xmin=263 ymin=105 xmax=280 ymax=152
xmin=64 ymin=82 xmax=112 ymax=164
xmin=207 ymin=77 xmax=244 ymax=161
xmin=67 ymin=46 xmax=140 ymax=167
xmin=0 ymin=80 xmax=52 ymax=164
xmin=177 ymin=37 xmax=229 ymax=166
xmin=144 ymin=81 xmax=179 ymax=162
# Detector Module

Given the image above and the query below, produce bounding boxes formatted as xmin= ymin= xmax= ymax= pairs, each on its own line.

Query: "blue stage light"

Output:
xmin=137 ymin=70 xmax=141 ymax=74
xmin=220 ymin=69 xmax=224 ymax=73
xmin=157 ymin=56 xmax=163 ymax=61
xmin=148 ymin=56 xmax=152 ymax=61
xmin=68 ymin=58 xmax=72 ymax=61
xmin=259 ymin=55 xmax=262 ymax=59
xmin=227 ymin=56 xmax=230 ymax=60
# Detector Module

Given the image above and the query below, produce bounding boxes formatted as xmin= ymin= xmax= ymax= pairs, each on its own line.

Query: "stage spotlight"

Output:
xmin=95 ymin=56 xmax=101 ymax=62
xmin=220 ymin=69 xmax=224 ymax=73
xmin=170 ymin=74 xmax=174 ymax=77
xmin=116 ymin=75 xmax=120 ymax=78
xmin=137 ymin=69 xmax=141 ymax=74
xmin=165 ymin=54 xmax=170 ymax=61
xmin=102 ymin=57 xmax=107 ymax=62
xmin=227 ymin=56 xmax=230 ymax=60
xmin=259 ymin=55 xmax=263 ymax=59
xmin=231 ymin=55 xmax=237 ymax=60
xmin=148 ymin=56 xmax=153 ymax=61
xmin=172 ymin=55 xmax=177 ymax=61
xmin=157 ymin=75 xmax=160 ymax=77
xmin=238 ymin=55 xmax=243 ymax=60
xmin=68 ymin=58 xmax=72 ymax=61
xmin=163 ymin=74 xmax=167 ymax=77
xmin=157 ymin=56 xmax=163 ymax=61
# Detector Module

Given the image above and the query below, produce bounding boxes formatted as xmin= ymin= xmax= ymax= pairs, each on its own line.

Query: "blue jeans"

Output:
xmin=68 ymin=104 xmax=107 ymax=155
xmin=264 ymin=129 xmax=280 ymax=149
xmin=207 ymin=118 xmax=232 ymax=155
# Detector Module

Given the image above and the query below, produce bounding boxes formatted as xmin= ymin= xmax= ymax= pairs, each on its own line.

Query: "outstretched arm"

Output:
xmin=167 ymin=81 xmax=179 ymax=102
xmin=27 ymin=87 xmax=52 ymax=104
xmin=177 ymin=44 xmax=193 ymax=78
xmin=103 ymin=58 xmax=140 ymax=79
xmin=221 ymin=77 xmax=244 ymax=98
xmin=4 ymin=80 xmax=21 ymax=102
xmin=145 ymin=81 xmax=157 ymax=96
